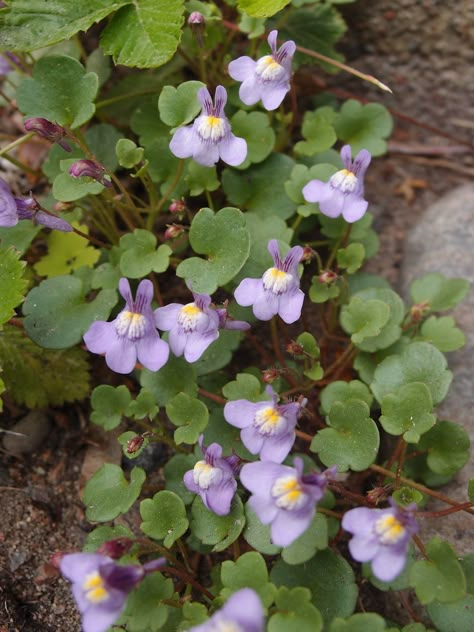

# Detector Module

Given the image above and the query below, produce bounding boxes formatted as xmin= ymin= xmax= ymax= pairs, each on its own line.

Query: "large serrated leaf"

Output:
xmin=0 ymin=325 xmax=90 ymax=408
xmin=0 ymin=246 xmax=27 ymax=326
xmin=101 ymin=0 xmax=185 ymax=68
xmin=0 ymin=0 xmax=129 ymax=51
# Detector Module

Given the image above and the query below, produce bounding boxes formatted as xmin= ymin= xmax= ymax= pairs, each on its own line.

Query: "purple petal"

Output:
xmin=218 ymin=134 xmax=247 ymax=167
xmin=221 ymin=588 xmax=264 ymax=631
xmin=118 ymin=278 xmax=132 ymax=305
xmin=136 ymin=335 xmax=169 ymax=372
xmin=205 ymin=442 xmax=223 ymax=460
xmin=340 ymin=145 xmax=352 ymax=170
xmin=277 ymin=40 xmax=296 ymax=63
xmin=277 ymin=289 xmax=304 ymax=324
xmin=348 ymin=534 xmax=378 ymax=563
xmin=228 ymin=56 xmax=256 ymax=81
xmin=261 ymin=84 xmax=289 ymax=111
xmin=267 ymin=239 xmax=281 ymax=266
xmin=319 ymin=189 xmax=345 ymax=218
xmin=252 ymin=291 xmax=279 ymax=321
xmin=342 ymin=507 xmax=379 ymax=535
xmin=206 ymin=479 xmax=236 ymax=515
xmin=35 ymin=211 xmax=73 ymax=232
xmin=168 ymin=326 xmax=186 ymax=357
xmin=154 ymin=303 xmax=182 ymax=330
xmin=267 ymin=30 xmax=278 ymax=54
xmin=353 ymin=148 xmax=371 ymax=177
xmin=197 ymin=86 xmax=213 ymax=113
xmin=0 ymin=178 xmax=19 ymax=227
xmin=60 ymin=553 xmax=106 ymax=582
xmin=214 ymin=85 xmax=228 ymax=116
xmin=183 ymin=470 xmax=200 ymax=495
xmin=83 ymin=320 xmax=117 ymax=354
xmin=371 ymin=547 xmax=407 ymax=582
xmin=105 ymin=338 xmax=138 ymax=374
xmin=135 ymin=279 xmax=153 ymax=311
xmin=302 ymin=179 xmax=328 ymax=203
xmin=192 ymin=137 xmax=220 ymax=167
xmin=248 ymin=494 xmax=279 ymax=525
xmin=240 ymin=461 xmax=285 ymax=495
xmin=224 ymin=400 xmax=259 ymax=429
xmin=169 ymin=126 xmax=195 ymax=159
xmin=241 ymin=426 xmax=264 ymax=454
xmin=239 ymin=76 xmax=262 ymax=106
xmin=234 ymin=277 xmax=264 ymax=307
xmin=184 ymin=330 xmax=219 ymax=362
xmin=283 ymin=244 xmax=303 ymax=272
xmin=82 ymin=601 xmax=125 ymax=632
xmin=342 ymin=196 xmax=368 ymax=223
xmin=271 ymin=506 xmax=315 ymax=547
xmin=259 ymin=433 xmax=295 ymax=463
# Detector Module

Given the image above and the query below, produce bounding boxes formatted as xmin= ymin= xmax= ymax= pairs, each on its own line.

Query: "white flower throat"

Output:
xmin=115 ymin=310 xmax=146 ymax=340
xmin=263 ymin=267 xmax=293 ymax=294
xmin=330 ymin=168 xmax=358 ymax=194
xmin=254 ymin=406 xmax=286 ymax=436
xmin=255 ymin=55 xmax=285 ymax=81
xmin=178 ymin=303 xmax=205 ymax=332
xmin=197 ymin=115 xmax=226 ymax=142
xmin=374 ymin=514 xmax=406 ymax=545
xmin=193 ymin=460 xmax=223 ymax=489
xmin=271 ymin=474 xmax=308 ymax=511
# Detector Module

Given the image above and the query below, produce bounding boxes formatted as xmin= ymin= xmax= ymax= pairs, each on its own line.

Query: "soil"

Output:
xmin=1 ymin=0 xmax=473 ymax=629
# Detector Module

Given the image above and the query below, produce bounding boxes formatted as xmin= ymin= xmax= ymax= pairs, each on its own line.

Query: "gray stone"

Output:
xmin=402 ymin=184 xmax=474 ymax=555
xmin=2 ymin=409 xmax=51 ymax=456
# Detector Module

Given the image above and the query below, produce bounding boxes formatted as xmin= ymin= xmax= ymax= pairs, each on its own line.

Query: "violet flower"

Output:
xmin=183 ymin=437 xmax=239 ymax=516
xmin=240 ymin=457 xmax=335 ymax=547
xmin=341 ymin=498 xmax=419 ymax=582
xmin=302 ymin=145 xmax=371 ymax=223
xmin=224 ymin=385 xmax=304 ymax=463
xmin=234 ymin=239 xmax=304 ymax=324
xmin=188 ymin=588 xmax=264 ymax=632
xmin=69 ymin=159 xmax=112 ymax=188
xmin=0 ymin=52 xmax=19 ymax=76
xmin=24 ymin=117 xmax=71 ymax=152
xmin=60 ymin=552 xmax=165 ymax=632
xmin=169 ymin=85 xmax=247 ymax=167
xmin=155 ymin=291 xmax=249 ymax=363
xmin=84 ymin=278 xmax=169 ymax=374
xmin=0 ymin=177 xmax=72 ymax=232
xmin=228 ymin=30 xmax=296 ymax=111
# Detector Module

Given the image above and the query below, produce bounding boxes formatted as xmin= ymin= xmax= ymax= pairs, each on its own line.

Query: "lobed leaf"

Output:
xmin=410 ymin=272 xmax=470 ymax=312
xmin=0 ymin=246 xmax=27 ymax=326
xmin=140 ymin=490 xmax=189 ymax=547
xmin=83 ymin=464 xmax=146 ymax=522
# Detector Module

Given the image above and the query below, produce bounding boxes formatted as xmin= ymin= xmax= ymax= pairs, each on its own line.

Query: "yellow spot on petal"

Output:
xmin=374 ymin=514 xmax=406 ymax=544
xmin=83 ymin=571 xmax=109 ymax=603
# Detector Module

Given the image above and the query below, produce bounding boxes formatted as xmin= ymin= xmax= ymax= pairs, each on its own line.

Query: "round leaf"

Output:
xmin=410 ymin=273 xmax=470 ymax=312
xmin=158 ymin=81 xmax=205 ymax=127
xmin=140 ymin=490 xmax=189 ymax=547
xmin=334 ymin=99 xmax=393 ymax=156
xmin=166 ymin=392 xmax=209 ymax=445
xmin=320 ymin=380 xmax=373 ymax=415
xmin=190 ymin=495 xmax=245 ymax=553
xmin=83 ymin=464 xmax=146 ymax=522
xmin=418 ymin=421 xmax=470 ymax=476
xmin=420 ymin=316 xmax=466 ymax=353
xmin=119 ymin=229 xmax=171 ymax=278
xmin=140 ymin=354 xmax=197 ymax=406
xmin=380 ymin=382 xmax=435 ymax=443
xmin=90 ymin=384 xmax=132 ymax=430
xmin=340 ymin=297 xmax=390 ymax=345
xmin=230 ymin=110 xmax=276 ymax=170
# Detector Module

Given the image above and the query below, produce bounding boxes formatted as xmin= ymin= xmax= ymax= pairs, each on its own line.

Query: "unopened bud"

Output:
xmin=301 ymin=246 xmax=315 ymax=263
xmin=24 ymin=117 xmax=71 ymax=152
xmin=188 ymin=12 xmax=205 ymax=47
xmin=410 ymin=300 xmax=430 ymax=322
xmin=318 ymin=270 xmax=338 ymax=285
xmin=367 ymin=486 xmax=391 ymax=506
xmin=262 ymin=367 xmax=282 ymax=384
xmin=169 ymin=199 xmax=186 ymax=214
xmin=126 ymin=435 xmax=144 ymax=454
xmin=97 ymin=537 xmax=134 ymax=559
xmin=69 ymin=159 xmax=112 ymax=188
xmin=164 ymin=223 xmax=185 ymax=240
xmin=286 ymin=340 xmax=304 ymax=355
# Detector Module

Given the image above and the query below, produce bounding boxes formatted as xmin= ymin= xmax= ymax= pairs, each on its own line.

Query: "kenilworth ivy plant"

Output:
xmin=0 ymin=0 xmax=472 ymax=631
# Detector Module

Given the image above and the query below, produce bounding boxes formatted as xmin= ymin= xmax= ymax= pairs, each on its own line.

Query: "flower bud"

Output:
xmin=366 ymin=486 xmax=391 ymax=506
xmin=169 ymin=199 xmax=186 ymax=214
xmin=318 ymin=269 xmax=338 ymax=285
xmin=262 ymin=367 xmax=282 ymax=384
xmin=286 ymin=340 xmax=304 ymax=356
xmin=24 ymin=117 xmax=71 ymax=152
xmin=164 ymin=223 xmax=185 ymax=240
xmin=97 ymin=537 xmax=134 ymax=559
xmin=188 ymin=11 xmax=205 ymax=47
xmin=301 ymin=246 xmax=315 ymax=263
xmin=69 ymin=159 xmax=112 ymax=188
xmin=410 ymin=300 xmax=430 ymax=322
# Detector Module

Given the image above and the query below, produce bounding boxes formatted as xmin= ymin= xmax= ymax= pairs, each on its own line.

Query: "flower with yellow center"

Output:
xmin=193 ymin=460 xmax=223 ymax=489
xmin=177 ymin=302 xmax=205 ymax=332
xmin=374 ymin=514 xmax=406 ymax=545
xmin=197 ymin=115 xmax=226 ymax=142
xmin=329 ymin=168 xmax=358 ymax=194
xmin=254 ymin=406 xmax=286 ymax=435
xmin=255 ymin=55 xmax=285 ymax=81
xmin=115 ymin=310 xmax=146 ymax=340
xmin=262 ymin=267 xmax=294 ymax=294
xmin=82 ymin=571 xmax=109 ymax=604
xmin=271 ymin=474 xmax=308 ymax=511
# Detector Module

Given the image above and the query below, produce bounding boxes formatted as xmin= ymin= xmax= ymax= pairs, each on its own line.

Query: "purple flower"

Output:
xmin=84 ymin=278 xmax=169 ymax=374
xmin=169 ymin=85 xmax=247 ymax=167
xmin=60 ymin=553 xmax=165 ymax=632
xmin=224 ymin=385 xmax=305 ymax=463
xmin=69 ymin=159 xmax=112 ymax=188
xmin=234 ymin=239 xmax=304 ymax=323
xmin=0 ymin=52 xmax=20 ymax=76
xmin=24 ymin=117 xmax=71 ymax=152
xmin=60 ymin=553 xmax=143 ymax=632
xmin=342 ymin=499 xmax=418 ymax=582
xmin=228 ymin=30 xmax=296 ymax=111
xmin=240 ymin=457 xmax=334 ymax=547
xmin=188 ymin=588 xmax=264 ymax=632
xmin=183 ymin=437 xmax=238 ymax=515
xmin=302 ymin=145 xmax=371 ymax=223
xmin=155 ymin=292 xmax=249 ymax=363
xmin=0 ymin=177 xmax=72 ymax=232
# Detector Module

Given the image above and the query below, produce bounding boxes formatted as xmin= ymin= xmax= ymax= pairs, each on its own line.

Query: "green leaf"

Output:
xmin=121 ymin=573 xmax=174 ymax=631
xmin=86 ymin=49 xmax=111 ymax=88
xmin=116 ymin=138 xmax=144 ymax=168
xmin=52 ymin=170 xmax=104 ymax=202
xmin=410 ymin=273 xmax=470 ymax=312
xmin=319 ymin=212 xmax=379 ymax=258
xmin=242 ymin=504 xmax=281 ymax=555
xmin=271 ymin=549 xmax=358 ymax=625
xmin=329 ymin=613 xmax=387 ymax=632
xmin=158 ymin=80 xmax=205 ymax=127
xmin=392 ymin=486 xmax=424 ymax=508
xmin=191 ymin=495 xmax=245 ymax=553
xmin=23 ymin=275 xmax=117 ymax=349
xmin=230 ymin=111 xmax=276 ymax=170
xmin=285 ymin=163 xmax=337 ymax=207
xmin=0 ymin=324 xmax=90 ymax=408
xmin=427 ymin=555 xmax=474 ymax=632
xmin=309 ymin=278 xmax=340 ymax=303
xmin=351 ymin=288 xmax=405 ymax=352
xmin=164 ymin=453 xmax=198 ymax=505
xmin=222 ymin=373 xmax=266 ymax=402
xmin=90 ymin=385 xmax=132 ymax=430
xmin=118 ymin=431 xmax=149 ymax=459
xmin=370 ymin=342 xmax=453 ymax=405
xmin=269 ymin=586 xmax=323 ymax=632
xmin=140 ymin=490 xmax=189 ymax=547
xmin=17 ymin=55 xmax=98 ymax=128
xmin=83 ymin=464 xmax=146 ymax=522
xmin=140 ymin=354 xmax=197 ymax=406
xmin=320 ymin=380 xmax=373 ymax=415
xmin=0 ymin=221 xmax=41 ymax=255
xmin=166 ymin=392 xmax=209 ymax=445
xmin=380 ymin=382 xmax=435 ymax=443
xmin=410 ymin=537 xmax=466 ymax=604
xmin=282 ymin=513 xmax=328 ymax=565
xmin=237 ymin=0 xmax=291 ymax=17
xmin=127 ymin=388 xmax=159 ymax=419
xmin=176 ymin=207 xmax=250 ymax=294
xmin=83 ymin=524 xmax=134 ymax=552
xmin=340 ymin=296 xmax=390 ymax=345
xmin=334 ymin=100 xmax=393 ymax=156
xmin=337 ymin=243 xmax=365 ymax=274
xmin=294 ymin=107 xmax=337 ymax=156
xmin=222 ymin=154 xmax=297 ymax=220
xmin=0 ymin=0 xmax=129 ymax=51
xmin=221 ymin=551 xmax=276 ymax=607
xmin=418 ymin=421 xmax=470 ymax=476
xmin=193 ymin=329 xmax=241 ymax=376
xmin=119 ymin=229 xmax=171 ymax=278
xmin=419 ymin=316 xmax=466 ymax=352
xmin=311 ymin=399 xmax=380 ymax=471
xmin=34 ymin=224 xmax=100 ymax=277
xmin=295 ymin=332 xmax=320 ymax=359
xmin=185 ymin=162 xmax=220 ymax=196
xmin=0 ymin=246 xmax=27 ymax=326
xmin=101 ymin=0 xmax=185 ymax=68
xmin=469 ymin=480 xmax=474 ymax=503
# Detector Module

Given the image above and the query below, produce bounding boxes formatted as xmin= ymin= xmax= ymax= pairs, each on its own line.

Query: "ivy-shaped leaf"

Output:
xmin=0 ymin=246 xmax=27 ymax=326
xmin=191 ymin=495 xmax=245 ymax=553
xmin=83 ymin=464 xmax=146 ymax=522
xmin=221 ymin=551 xmax=276 ymax=607
xmin=230 ymin=111 xmax=276 ymax=170
xmin=90 ymin=384 xmax=132 ymax=430
xmin=119 ymin=229 xmax=171 ymax=278
xmin=340 ymin=297 xmax=390 ymax=345
xmin=116 ymin=138 xmax=144 ymax=168
xmin=269 ymin=586 xmax=323 ymax=632
xmin=418 ymin=421 xmax=470 ymax=476
xmin=337 ymin=243 xmax=365 ymax=274
xmin=140 ymin=354 xmax=197 ymax=406
xmin=410 ymin=272 xmax=469 ymax=312
xmin=185 ymin=162 xmax=220 ymax=197
xmin=334 ymin=100 xmax=393 ymax=156
xmin=140 ymin=490 xmax=189 ymax=547
xmin=294 ymin=106 xmax=337 ymax=156
xmin=320 ymin=380 xmax=373 ymax=415
xmin=17 ymin=55 xmax=98 ymax=128
xmin=158 ymin=81 xmax=205 ymax=127
xmin=176 ymin=207 xmax=250 ymax=294
xmin=34 ymin=224 xmax=100 ymax=277
xmin=380 ymin=382 xmax=435 ymax=443
xmin=351 ymin=287 xmax=405 ymax=352
xmin=101 ymin=0 xmax=186 ymax=68
xmin=120 ymin=573 xmax=175 ymax=631
xmin=166 ymin=392 xmax=209 ymax=445
xmin=419 ymin=315 xmax=466 ymax=352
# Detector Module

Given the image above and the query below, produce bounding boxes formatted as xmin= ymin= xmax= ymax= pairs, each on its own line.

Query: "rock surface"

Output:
xmin=402 ymin=183 xmax=474 ymax=555
xmin=2 ymin=409 xmax=51 ymax=456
